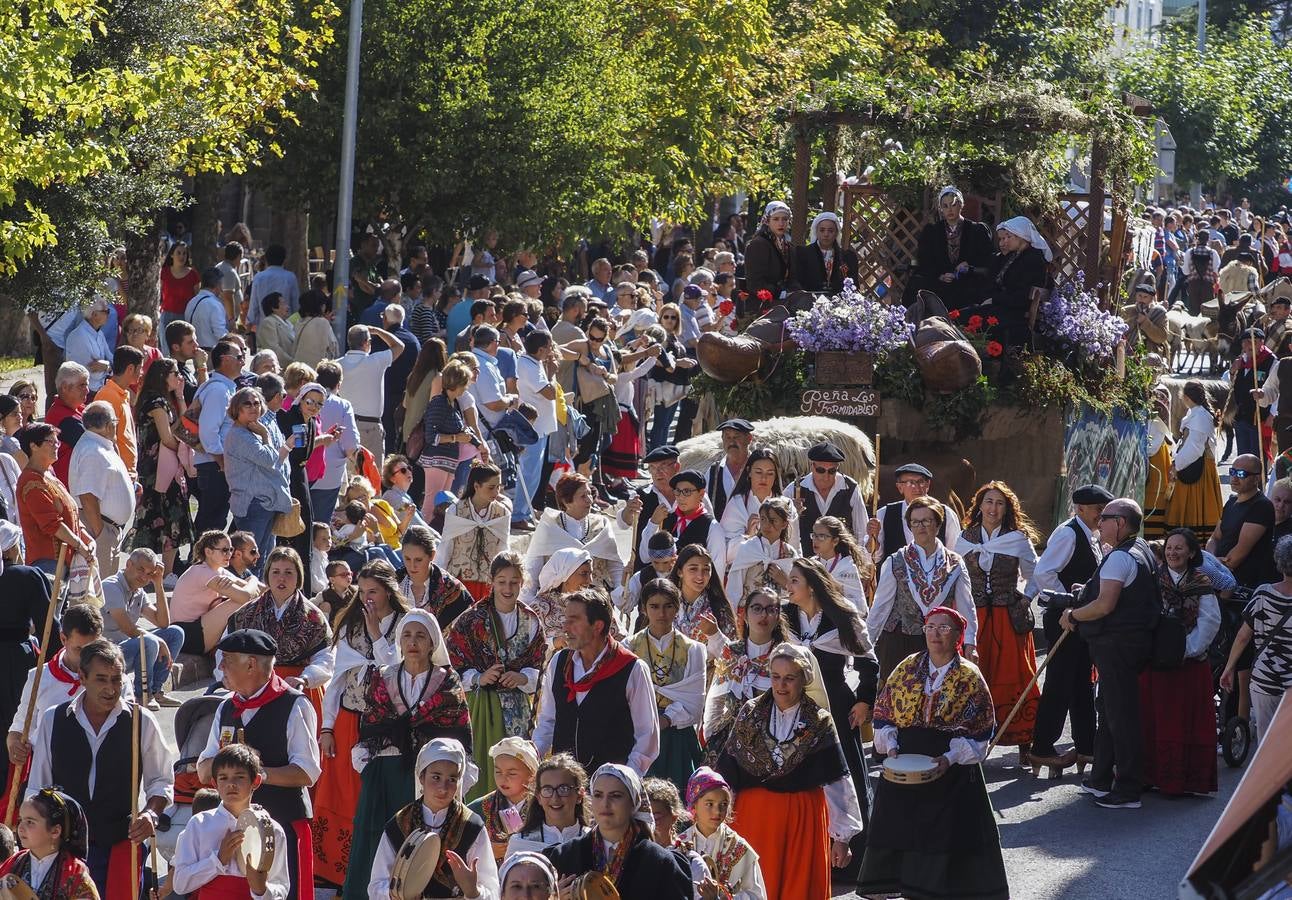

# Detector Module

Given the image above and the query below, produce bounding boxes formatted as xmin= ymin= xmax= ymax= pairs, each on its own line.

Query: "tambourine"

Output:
xmin=236 ymin=805 xmax=277 ymax=873
xmin=0 ymin=874 xmax=38 ymax=900
xmin=570 ymin=871 xmax=620 ymax=900
xmin=881 ymin=753 xmax=944 ymax=785
xmin=390 ymin=829 xmax=442 ymax=900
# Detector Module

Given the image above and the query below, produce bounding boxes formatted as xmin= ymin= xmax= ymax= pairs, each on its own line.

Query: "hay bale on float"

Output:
xmin=677 ymin=416 xmax=875 ymax=500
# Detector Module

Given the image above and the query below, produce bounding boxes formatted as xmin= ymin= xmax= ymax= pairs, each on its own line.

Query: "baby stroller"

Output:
xmin=1209 ymin=594 xmax=1254 ymax=769
xmin=156 ymin=692 xmax=228 ymax=855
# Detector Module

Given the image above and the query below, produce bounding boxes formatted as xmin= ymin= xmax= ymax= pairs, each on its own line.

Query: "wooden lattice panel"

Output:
xmin=840 ymin=186 xmax=923 ymax=298
xmin=1041 ymin=196 xmax=1095 ymax=285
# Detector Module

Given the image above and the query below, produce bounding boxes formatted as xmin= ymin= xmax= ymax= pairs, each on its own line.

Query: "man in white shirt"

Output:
xmin=867 ymin=462 xmax=960 ymax=562
xmin=533 ymin=590 xmax=659 ymax=775
xmin=100 ymin=548 xmax=184 ymax=708
xmin=185 ymin=267 xmax=231 ymax=351
xmin=338 ymin=324 xmax=404 ymax=464
xmin=69 ymin=401 xmax=136 ymax=577
xmin=516 ymin=331 xmax=559 ymax=532
xmin=63 ymin=298 xmax=113 ymax=393
xmin=469 ymin=326 xmax=518 ymax=430
xmin=311 ymin=361 xmax=360 ymax=525
xmin=27 ymin=639 xmax=176 ymax=896
xmin=216 ymin=242 xmax=245 ymax=328
xmin=192 ymin=341 xmax=242 ymax=536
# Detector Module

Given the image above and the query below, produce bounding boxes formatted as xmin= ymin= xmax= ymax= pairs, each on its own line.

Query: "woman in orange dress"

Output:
xmin=717 ymin=642 xmax=862 ymax=900
xmin=954 ymin=481 xmax=1041 ymax=769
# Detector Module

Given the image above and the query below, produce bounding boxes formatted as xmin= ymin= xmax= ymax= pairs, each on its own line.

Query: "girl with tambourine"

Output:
xmin=1 ymin=788 xmax=99 ymax=899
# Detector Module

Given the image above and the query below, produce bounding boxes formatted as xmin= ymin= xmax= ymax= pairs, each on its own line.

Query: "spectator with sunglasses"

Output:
xmin=1208 ymin=454 xmax=1276 ymax=592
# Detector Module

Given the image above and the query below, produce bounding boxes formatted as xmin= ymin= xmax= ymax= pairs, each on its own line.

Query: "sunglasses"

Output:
xmin=393 ymin=466 xmax=411 ymax=475
xmin=1098 ymin=513 xmax=1125 ymax=521
xmin=813 ymin=466 xmax=837 ymax=475
xmin=215 ymin=546 xmax=234 ymax=554
xmin=661 ymin=315 xmax=679 ymax=321
xmin=1231 ymin=470 xmax=1257 ymax=479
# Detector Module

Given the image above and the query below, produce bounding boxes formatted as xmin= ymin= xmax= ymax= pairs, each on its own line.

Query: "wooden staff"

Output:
xmin=1253 ymin=321 xmax=1266 ymax=477
xmin=986 ymin=628 xmax=1070 ymax=758
xmin=3 ymin=545 xmax=67 ymax=827
xmin=131 ymin=639 xmax=141 ymax=898
xmin=865 ymin=435 xmax=881 ymax=599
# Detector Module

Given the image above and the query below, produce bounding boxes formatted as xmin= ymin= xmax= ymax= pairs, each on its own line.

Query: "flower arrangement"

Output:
xmin=786 ymin=278 xmax=912 ymax=354
xmin=1036 ymin=273 xmax=1126 ymax=361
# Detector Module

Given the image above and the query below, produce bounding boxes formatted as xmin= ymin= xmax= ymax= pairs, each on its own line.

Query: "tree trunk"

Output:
xmin=125 ymin=223 xmax=167 ymax=319
xmin=190 ymin=173 xmax=223 ymax=271
xmin=268 ymin=205 xmax=310 ymax=293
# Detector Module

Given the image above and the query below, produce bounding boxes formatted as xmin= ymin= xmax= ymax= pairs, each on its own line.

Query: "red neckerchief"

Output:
xmin=672 ymin=508 xmax=702 ymax=537
xmin=48 ymin=649 xmax=81 ymax=696
xmin=563 ymin=639 xmax=638 ymax=702
xmin=230 ymin=673 xmax=290 ymax=716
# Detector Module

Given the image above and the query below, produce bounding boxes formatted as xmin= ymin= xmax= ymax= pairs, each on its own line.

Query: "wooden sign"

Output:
xmin=800 ymin=387 xmax=880 ymax=418
xmin=815 ymin=351 xmax=874 ymax=385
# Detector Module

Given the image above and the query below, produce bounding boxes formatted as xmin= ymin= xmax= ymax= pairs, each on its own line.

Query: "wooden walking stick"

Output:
xmin=137 ymin=636 xmax=161 ymax=899
xmin=131 ymin=644 xmax=141 ymax=898
xmin=986 ymin=628 xmax=1072 ymax=759
xmin=3 ymin=544 xmax=67 ymax=827
xmin=1253 ymin=321 xmax=1267 ymax=477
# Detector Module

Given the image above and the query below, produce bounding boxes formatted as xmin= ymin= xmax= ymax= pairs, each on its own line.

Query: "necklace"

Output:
xmin=560 ymin=512 xmax=589 ymax=542
xmin=769 ymin=705 xmax=800 ymax=766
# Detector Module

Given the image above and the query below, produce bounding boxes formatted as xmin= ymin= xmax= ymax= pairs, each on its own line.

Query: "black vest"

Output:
xmin=879 ymin=500 xmax=948 ymax=561
xmin=1078 ymin=537 xmax=1161 ymax=637
xmin=1277 ymin=361 xmax=1292 ymax=425
xmin=550 ymin=649 xmax=636 ymax=772
xmin=216 ymin=688 xmax=311 ymax=823
xmin=798 ymin=477 xmax=859 ymax=548
xmin=50 ymin=700 xmax=136 ymax=847
xmin=707 ymin=462 xmax=734 ymax=521
xmin=382 ymin=808 xmax=485 ymax=898
xmin=632 ymin=487 xmax=664 ymax=574
xmin=662 ymin=511 xmax=716 ymax=555
xmin=1056 ymin=518 xmax=1099 ymax=591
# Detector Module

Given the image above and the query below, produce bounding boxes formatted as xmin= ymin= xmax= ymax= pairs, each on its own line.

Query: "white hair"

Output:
xmin=689 ymin=268 xmax=715 ymax=286
xmin=55 ymin=361 xmax=90 ymax=392
xmin=251 ymin=349 xmax=279 ymax=374
xmin=128 ymin=547 xmax=160 ymax=568
xmin=383 ymin=303 xmax=406 ymax=325
xmin=81 ymin=400 xmax=115 ymax=432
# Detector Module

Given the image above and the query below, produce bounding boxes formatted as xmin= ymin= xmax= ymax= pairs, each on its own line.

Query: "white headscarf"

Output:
xmin=590 ymin=763 xmax=655 ymax=828
xmin=490 ymin=736 xmax=540 ymax=775
xmin=769 ymin=641 xmax=816 ymax=685
xmin=498 ymin=852 xmax=560 ymax=893
xmin=996 ymin=216 xmax=1054 ymax=262
xmin=0 ymin=520 xmax=21 ymax=553
xmin=938 ymin=185 xmax=965 ymax=206
xmin=399 ymin=608 xmax=451 ymax=667
xmin=761 ymin=201 xmax=791 ymax=222
xmin=538 ymin=547 xmax=592 ymax=594
xmin=809 ymin=212 xmax=841 ymax=245
xmin=294 ymin=382 xmax=327 ymax=406
xmin=415 ymin=736 xmax=479 ymax=798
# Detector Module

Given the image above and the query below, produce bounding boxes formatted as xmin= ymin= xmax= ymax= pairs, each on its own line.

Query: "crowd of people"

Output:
xmin=0 ymin=203 xmax=1287 ymax=900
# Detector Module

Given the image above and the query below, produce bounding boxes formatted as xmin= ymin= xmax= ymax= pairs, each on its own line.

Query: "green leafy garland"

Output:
xmin=690 ymin=352 xmax=810 ymax=421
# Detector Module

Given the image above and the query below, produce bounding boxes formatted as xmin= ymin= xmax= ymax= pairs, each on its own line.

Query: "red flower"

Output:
xmin=964 ymin=321 xmax=979 ymax=334
xmin=968 ymin=315 xmax=983 ymax=330
xmin=986 ymin=316 xmax=999 ymax=327
xmin=948 ymin=309 xmax=961 ymax=320
xmin=986 ymin=340 xmax=1004 ymax=357
xmin=718 ymin=300 xmax=734 ymax=317
xmin=738 ymin=291 xmax=749 ymax=301
xmin=756 ymin=289 xmax=773 ymax=303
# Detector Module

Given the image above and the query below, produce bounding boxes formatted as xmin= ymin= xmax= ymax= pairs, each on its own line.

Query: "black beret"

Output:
xmin=1071 ymin=484 xmax=1114 ymax=505
xmin=806 ymin=442 xmax=845 ymax=463
xmin=670 ymin=469 xmax=706 ymax=489
xmin=1133 ymin=282 xmax=1156 ymax=295
xmin=1246 ymin=327 xmax=1266 ymax=340
xmin=216 ymin=628 xmax=278 ymax=657
xmin=642 ymin=446 xmax=680 ymax=464
xmin=895 ymin=462 xmax=934 ymax=479
xmin=717 ymin=418 xmax=755 ymax=434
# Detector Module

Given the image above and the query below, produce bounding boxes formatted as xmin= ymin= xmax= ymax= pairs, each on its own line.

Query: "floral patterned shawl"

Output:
xmin=872 ymin=650 xmax=995 ymax=742
xmin=226 ymin=590 xmax=332 ymax=666
xmin=358 ymin=663 xmax=471 ymax=761
xmin=723 ymin=691 xmax=839 ymax=780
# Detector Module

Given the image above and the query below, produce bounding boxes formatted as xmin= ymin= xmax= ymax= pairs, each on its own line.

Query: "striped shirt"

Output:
xmin=1245 ymin=584 xmax=1292 ymax=695
xmin=408 ymin=302 xmax=442 ymax=344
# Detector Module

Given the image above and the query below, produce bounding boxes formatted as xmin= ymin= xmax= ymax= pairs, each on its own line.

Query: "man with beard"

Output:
xmin=706 ymin=419 xmax=754 ymax=522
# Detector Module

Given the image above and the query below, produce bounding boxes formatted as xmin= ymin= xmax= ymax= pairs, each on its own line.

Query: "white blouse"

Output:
xmin=369 ymin=802 xmax=499 ymax=900
xmin=1174 ymin=404 xmax=1216 ymax=471
xmin=767 ymin=702 xmax=863 ymax=841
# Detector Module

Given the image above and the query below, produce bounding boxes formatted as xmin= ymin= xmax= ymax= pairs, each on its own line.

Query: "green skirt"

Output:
xmin=466 ymin=687 xmax=507 ymax=802
xmin=342 ymin=755 xmax=414 ymax=899
xmin=647 ymin=725 xmax=702 ymax=794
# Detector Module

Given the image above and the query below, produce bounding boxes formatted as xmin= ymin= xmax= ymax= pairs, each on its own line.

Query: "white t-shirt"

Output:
xmin=338 ymin=349 xmax=393 ymax=418
xmin=518 ymin=354 xmax=557 ymax=436
xmin=1100 ymin=549 xmax=1139 ymax=586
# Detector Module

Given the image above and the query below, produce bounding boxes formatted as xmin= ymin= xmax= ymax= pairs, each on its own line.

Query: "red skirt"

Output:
xmin=601 ymin=409 xmax=641 ymax=479
xmin=734 ymin=786 xmax=831 ymax=900
xmin=1138 ymin=658 xmax=1218 ymax=795
xmin=312 ymin=707 xmax=361 ymax=887
xmin=975 ymin=605 xmax=1039 ymax=746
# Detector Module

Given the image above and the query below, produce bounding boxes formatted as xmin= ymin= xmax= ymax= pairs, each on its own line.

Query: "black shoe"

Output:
xmin=1093 ymin=792 xmax=1142 ymax=809
xmin=1080 ymin=779 xmax=1112 ymax=798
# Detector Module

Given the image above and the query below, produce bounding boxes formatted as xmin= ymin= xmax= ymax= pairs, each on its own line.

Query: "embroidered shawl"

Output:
xmin=226 ymin=590 xmax=332 ymax=666
xmin=358 ymin=663 xmax=471 ymax=760
xmin=0 ymin=849 xmax=99 ymax=900
xmin=401 ymin=565 xmax=472 ymax=620
xmin=445 ymin=598 xmax=545 ymax=675
xmin=1158 ymin=566 xmax=1213 ymax=632
xmin=723 ymin=692 xmax=839 ymax=781
xmin=872 ymin=651 xmax=995 ymax=742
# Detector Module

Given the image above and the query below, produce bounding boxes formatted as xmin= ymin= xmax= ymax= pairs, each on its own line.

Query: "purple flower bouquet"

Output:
xmin=1036 ymin=273 xmax=1126 ymax=361
xmin=786 ymin=278 xmax=913 ymax=354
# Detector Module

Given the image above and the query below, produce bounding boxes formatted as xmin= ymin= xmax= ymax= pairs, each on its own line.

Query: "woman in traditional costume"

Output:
xmin=1140 ymin=528 xmax=1220 ymax=795
xmin=439 ymin=463 xmax=511 ymax=601
xmin=868 ymin=496 xmax=976 ymax=681
xmin=724 ymin=497 xmax=797 ymax=609
xmin=1166 ymin=380 xmax=1225 ymax=543
xmin=314 ymin=559 xmax=407 ymax=890
xmin=954 ymin=481 xmax=1041 ymax=768
xmin=498 ymin=852 xmax=560 ymax=900
xmin=903 ymin=185 xmax=995 ymax=310
xmin=1144 ymin=387 xmax=1175 ymax=540
xmin=717 ymin=643 xmax=863 ymax=900
xmin=543 ymin=763 xmax=693 ymax=900
xmin=807 ymin=514 xmax=873 ymax=613
xmin=343 ymin=608 xmax=473 ymax=897
xmin=446 ymin=551 xmax=545 ymax=798
xmin=467 ymin=737 xmax=538 ymax=863
xmin=368 ymin=737 xmax=500 ymax=899
xmin=629 ymin=579 xmax=707 ymax=792
xmin=1 ymin=789 xmax=99 ymax=899
xmin=399 ymin=524 xmax=474 ymax=628
xmin=743 ymin=202 xmax=793 ymax=300
xmin=856 ymin=606 xmax=1009 ymax=900
xmin=532 ymin=547 xmax=594 ymax=646
xmin=670 ymin=544 xmax=737 ymax=656
xmin=718 ymin=448 xmax=791 ymax=547
xmin=506 ymin=753 xmax=591 ymax=856
xmin=221 ymin=546 xmax=334 ymax=721
xmin=524 ymin=473 xmax=623 ymax=606
xmin=784 ymin=557 xmax=878 ymax=873
xmin=677 ymin=767 xmax=767 ymax=900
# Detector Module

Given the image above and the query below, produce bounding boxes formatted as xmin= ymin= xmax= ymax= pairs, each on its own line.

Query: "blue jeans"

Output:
xmin=649 ymin=402 xmax=679 ymax=450
xmin=310 ymin=486 xmax=342 ymax=527
xmin=119 ymin=626 xmax=185 ymax=696
xmin=194 ymin=462 xmax=230 ymax=537
xmin=233 ymin=498 xmax=276 ymax=578
xmin=1235 ymin=421 xmax=1260 ymax=458
xmin=513 ymin=436 xmax=546 ymax=523
xmin=452 ymin=457 xmax=472 ymax=494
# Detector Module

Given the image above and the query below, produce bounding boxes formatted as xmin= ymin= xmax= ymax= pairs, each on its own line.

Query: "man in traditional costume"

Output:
xmin=706 ymin=419 xmax=754 ymax=522
xmin=786 ymin=442 xmax=870 ymax=552
xmin=640 ymin=470 xmax=727 ymax=570
xmin=868 ymin=462 xmax=961 ymax=564
xmin=621 ymin=445 xmax=682 ymax=575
